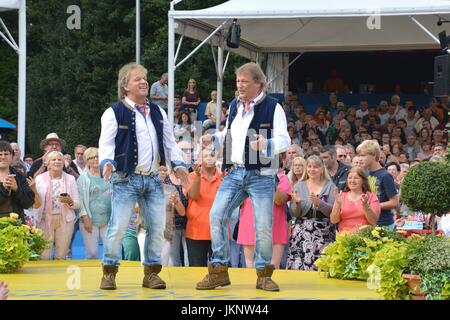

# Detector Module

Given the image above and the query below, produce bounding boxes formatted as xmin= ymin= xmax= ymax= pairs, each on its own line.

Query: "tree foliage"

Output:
xmin=0 ymin=0 xmax=246 ymax=156
xmin=401 ymin=161 xmax=450 ymax=217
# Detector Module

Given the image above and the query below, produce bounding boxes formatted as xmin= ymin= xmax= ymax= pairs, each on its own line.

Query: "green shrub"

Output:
xmin=401 ymin=161 xmax=450 ymax=233
xmin=0 ymin=213 xmax=48 ymax=273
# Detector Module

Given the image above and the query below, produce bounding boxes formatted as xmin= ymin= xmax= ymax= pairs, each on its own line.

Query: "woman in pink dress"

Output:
xmin=330 ymin=167 xmax=380 ymax=233
xmin=237 ymin=167 xmax=292 ymax=269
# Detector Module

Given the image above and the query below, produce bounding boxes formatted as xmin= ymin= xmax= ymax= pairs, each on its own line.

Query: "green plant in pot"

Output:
xmin=405 ymin=235 xmax=450 ymax=300
xmin=0 ymin=213 xmax=48 ymax=273
xmin=400 ymin=160 xmax=450 ymax=234
xmin=368 ymin=235 xmax=450 ymax=300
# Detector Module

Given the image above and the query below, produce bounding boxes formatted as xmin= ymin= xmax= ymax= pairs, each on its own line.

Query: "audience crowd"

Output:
xmin=1 ymin=87 xmax=449 ymax=272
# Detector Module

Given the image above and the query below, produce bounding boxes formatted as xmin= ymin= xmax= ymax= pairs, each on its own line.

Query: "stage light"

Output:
xmin=438 ymin=30 xmax=450 ymax=53
xmin=227 ymin=19 xmax=241 ymax=48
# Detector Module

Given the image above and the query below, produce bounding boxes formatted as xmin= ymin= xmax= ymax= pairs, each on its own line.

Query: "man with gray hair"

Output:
xmin=285 ymin=144 xmax=304 ymax=172
xmin=198 ymin=62 xmax=290 ymax=292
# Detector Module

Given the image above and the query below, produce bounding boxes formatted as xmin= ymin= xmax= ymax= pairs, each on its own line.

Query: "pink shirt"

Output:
xmin=334 ymin=192 xmax=381 ymax=233
xmin=237 ymin=173 xmax=292 ymax=245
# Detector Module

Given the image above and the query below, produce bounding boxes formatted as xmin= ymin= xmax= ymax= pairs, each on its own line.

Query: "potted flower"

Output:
xmin=400 ymin=160 xmax=450 ymax=234
xmin=368 ymin=235 xmax=450 ymax=300
xmin=0 ymin=213 xmax=48 ymax=273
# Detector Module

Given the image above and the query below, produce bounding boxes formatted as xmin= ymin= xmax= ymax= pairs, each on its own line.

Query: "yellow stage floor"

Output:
xmin=0 ymin=260 xmax=381 ymax=300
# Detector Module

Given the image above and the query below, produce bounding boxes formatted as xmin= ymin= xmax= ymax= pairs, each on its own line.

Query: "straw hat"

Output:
xmin=39 ymin=132 xmax=66 ymax=150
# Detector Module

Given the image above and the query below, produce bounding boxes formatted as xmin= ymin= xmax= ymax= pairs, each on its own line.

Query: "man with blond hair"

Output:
xmin=356 ymin=140 xmax=398 ymax=230
xmin=99 ymin=63 xmax=188 ymax=290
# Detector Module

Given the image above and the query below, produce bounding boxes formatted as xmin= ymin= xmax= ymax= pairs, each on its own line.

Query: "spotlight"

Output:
xmin=227 ymin=19 xmax=241 ymax=49
xmin=438 ymin=30 xmax=450 ymax=53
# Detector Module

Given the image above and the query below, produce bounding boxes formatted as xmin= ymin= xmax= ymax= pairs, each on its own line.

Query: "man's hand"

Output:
xmin=175 ymin=167 xmax=189 ymax=186
xmin=3 ymin=174 xmax=17 ymax=192
xmin=250 ymin=134 xmax=268 ymax=151
xmin=103 ymin=163 xmax=113 ymax=183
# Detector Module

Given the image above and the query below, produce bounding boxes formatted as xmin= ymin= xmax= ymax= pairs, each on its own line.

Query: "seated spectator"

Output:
xmin=173 ymin=106 xmax=181 ymax=125
xmin=417 ymin=127 xmax=431 ymax=145
xmin=432 ymin=143 xmax=447 ymax=158
xmin=181 ymin=79 xmax=201 ymax=122
xmin=285 ymin=144 xmax=304 ymax=173
xmin=289 ymin=156 xmax=307 ymax=187
xmin=323 ymin=68 xmax=345 ymax=93
xmin=174 ymin=111 xmax=195 ymax=142
xmin=356 ymin=100 xmax=369 ymax=119
xmin=432 ymin=129 xmax=445 ymax=145
xmin=203 ymin=90 xmax=219 ymax=130
xmin=288 ymin=126 xmax=301 ymax=145
xmin=0 ymin=141 xmax=35 ymax=222
xmin=403 ymin=134 xmax=420 ymax=162
xmin=416 ymin=141 xmax=432 ymax=160
xmin=386 ymin=162 xmax=401 ymax=190
xmin=76 ymin=147 xmax=112 ymax=259
xmin=34 ymin=151 xmax=80 ymax=260
xmin=415 ymin=108 xmax=440 ymax=132
xmin=330 ymin=167 xmax=380 ymax=233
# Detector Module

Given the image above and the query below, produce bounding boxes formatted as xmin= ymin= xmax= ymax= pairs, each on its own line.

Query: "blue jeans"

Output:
xmin=209 ymin=168 xmax=275 ymax=270
xmin=102 ymin=172 xmax=165 ymax=267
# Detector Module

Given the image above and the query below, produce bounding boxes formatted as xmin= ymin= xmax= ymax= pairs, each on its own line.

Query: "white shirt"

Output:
xmin=99 ymin=97 xmax=185 ymax=173
xmin=73 ymin=160 xmax=87 ymax=174
xmin=214 ymin=92 xmax=291 ymax=175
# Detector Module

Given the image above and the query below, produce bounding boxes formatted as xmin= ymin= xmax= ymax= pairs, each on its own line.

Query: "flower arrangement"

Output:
xmin=315 ymin=225 xmax=405 ymax=281
xmin=316 ymin=225 xmax=450 ymax=300
xmin=0 ymin=213 xmax=48 ymax=273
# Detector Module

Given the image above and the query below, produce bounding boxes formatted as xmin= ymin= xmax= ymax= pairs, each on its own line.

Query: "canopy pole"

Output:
xmin=18 ymin=0 xmax=27 ymax=154
xmin=136 ymin=0 xmax=140 ymax=64
xmin=174 ymin=34 xmax=184 ymax=64
xmin=409 ymin=16 xmax=448 ymax=52
xmin=0 ymin=18 xmax=19 ymax=51
xmin=267 ymin=52 xmax=303 ymax=86
xmin=216 ymin=43 xmax=224 ymax=130
xmin=168 ymin=12 xmax=175 ymax=126
xmin=175 ymin=20 xmax=228 ymax=69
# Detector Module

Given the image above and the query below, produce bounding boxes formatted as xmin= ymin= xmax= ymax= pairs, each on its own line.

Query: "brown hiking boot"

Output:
xmin=196 ymin=263 xmax=231 ymax=290
xmin=100 ymin=265 xmax=118 ymax=290
xmin=142 ymin=265 xmax=166 ymax=289
xmin=256 ymin=264 xmax=280 ymax=292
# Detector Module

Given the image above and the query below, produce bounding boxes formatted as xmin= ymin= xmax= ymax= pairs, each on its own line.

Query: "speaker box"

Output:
xmin=434 ymin=55 xmax=450 ymax=96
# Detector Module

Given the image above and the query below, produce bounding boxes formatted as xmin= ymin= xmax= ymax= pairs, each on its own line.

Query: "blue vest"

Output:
xmin=222 ymin=94 xmax=277 ymax=171
xmin=111 ymin=100 xmax=166 ymax=174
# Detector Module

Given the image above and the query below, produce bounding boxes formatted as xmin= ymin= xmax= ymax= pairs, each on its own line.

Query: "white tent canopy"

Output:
xmin=0 ymin=0 xmax=26 ymax=154
xmin=172 ymin=0 xmax=450 ymax=56
xmin=168 ymin=0 xmax=450 ymax=127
